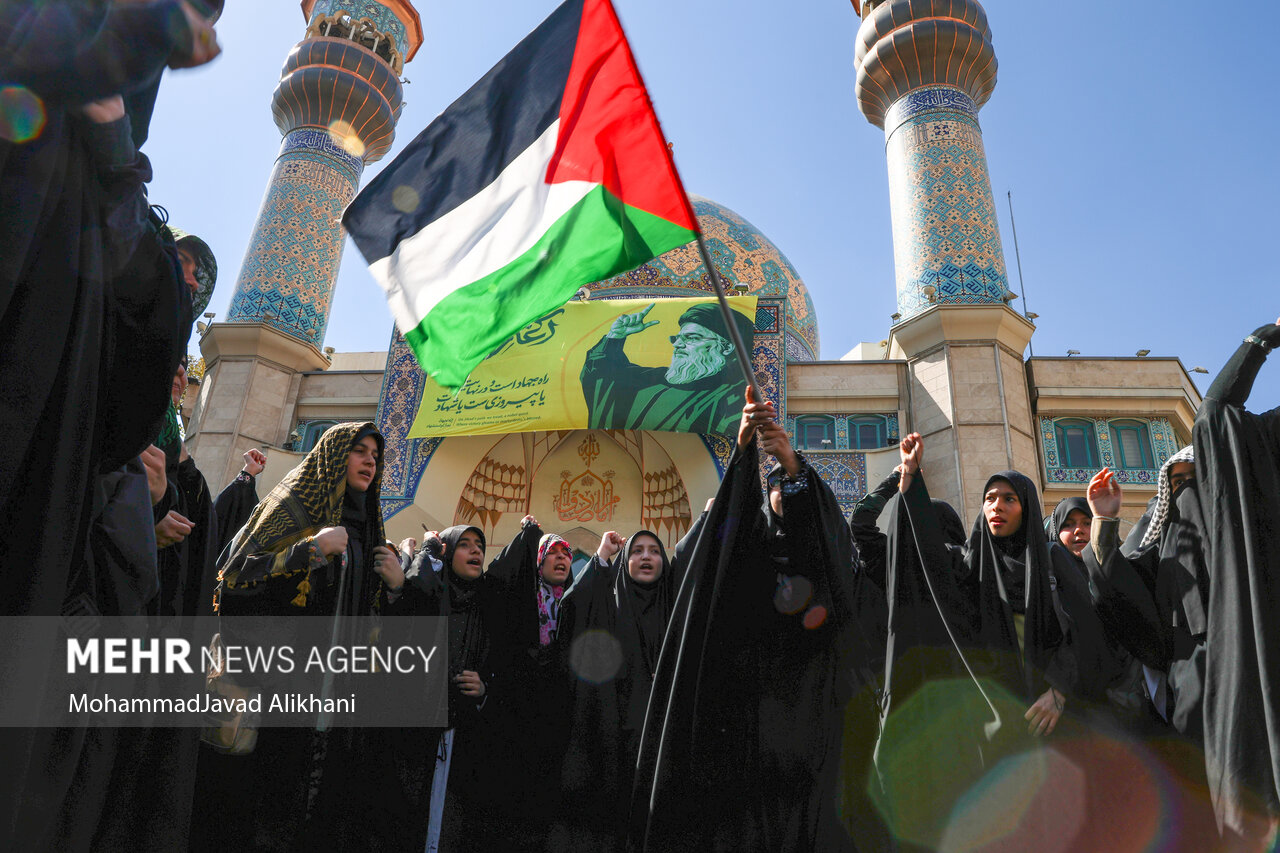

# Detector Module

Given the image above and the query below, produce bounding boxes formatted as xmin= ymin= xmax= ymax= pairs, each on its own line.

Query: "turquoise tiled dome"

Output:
xmin=588 ymin=196 xmax=818 ymax=361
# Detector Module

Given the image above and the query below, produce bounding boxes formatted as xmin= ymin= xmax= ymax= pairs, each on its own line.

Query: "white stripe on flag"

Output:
xmin=368 ymin=119 xmax=595 ymax=335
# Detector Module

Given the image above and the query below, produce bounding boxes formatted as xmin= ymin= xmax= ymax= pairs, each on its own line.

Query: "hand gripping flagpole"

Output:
xmin=693 ymin=233 xmax=764 ymax=406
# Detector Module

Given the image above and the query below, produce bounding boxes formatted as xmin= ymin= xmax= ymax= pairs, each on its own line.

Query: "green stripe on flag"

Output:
xmin=405 ymin=185 xmax=696 ymax=389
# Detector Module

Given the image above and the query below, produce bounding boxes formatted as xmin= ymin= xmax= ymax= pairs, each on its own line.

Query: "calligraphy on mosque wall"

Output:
xmin=409 ymin=296 xmax=757 ymax=438
xmin=553 ymin=468 xmax=620 ymax=523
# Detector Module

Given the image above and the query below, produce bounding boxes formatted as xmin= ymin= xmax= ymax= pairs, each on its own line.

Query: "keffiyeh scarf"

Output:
xmin=1139 ymin=445 xmax=1194 ymax=551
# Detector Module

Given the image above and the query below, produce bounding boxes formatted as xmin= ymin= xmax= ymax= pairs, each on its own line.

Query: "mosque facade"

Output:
xmin=187 ymin=0 xmax=1202 ymax=563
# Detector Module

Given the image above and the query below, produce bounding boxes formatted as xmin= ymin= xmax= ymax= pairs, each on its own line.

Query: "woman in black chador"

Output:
xmin=1046 ymin=496 xmax=1148 ymax=733
xmin=195 ymin=422 xmax=399 ymax=851
xmin=482 ymin=515 xmax=575 ymax=850
xmin=631 ymin=391 xmax=861 ymax=853
xmin=554 ymin=523 xmax=688 ymax=852
xmin=388 ymin=524 xmax=508 ymax=853
xmin=1192 ymin=318 xmax=1280 ymax=843
xmin=1081 ymin=455 xmax=1221 ymax=850
xmin=874 ymin=432 xmax=1074 ymax=849
xmin=894 ymin=433 xmax=1073 ymax=736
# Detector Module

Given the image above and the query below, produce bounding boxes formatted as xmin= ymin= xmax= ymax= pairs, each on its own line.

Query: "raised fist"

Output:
xmin=242 ymin=448 xmax=266 ymax=476
xmin=597 ymin=530 xmax=625 ymax=563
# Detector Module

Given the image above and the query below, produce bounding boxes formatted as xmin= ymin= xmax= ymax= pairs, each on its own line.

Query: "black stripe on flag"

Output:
xmin=344 ymin=0 xmax=583 ymax=264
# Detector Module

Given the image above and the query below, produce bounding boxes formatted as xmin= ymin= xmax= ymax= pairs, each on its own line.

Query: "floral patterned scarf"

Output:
xmin=536 ymin=533 xmax=570 ymax=646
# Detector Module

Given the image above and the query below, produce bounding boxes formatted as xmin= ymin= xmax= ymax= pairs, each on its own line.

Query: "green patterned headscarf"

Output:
xmin=169 ymin=228 xmax=217 ymax=315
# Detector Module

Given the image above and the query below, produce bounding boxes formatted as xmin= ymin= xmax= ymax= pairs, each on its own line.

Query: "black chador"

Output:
xmin=0 ymin=8 xmax=193 ymax=844
xmin=1081 ymin=452 xmax=1221 ymax=849
xmin=860 ymin=467 xmax=970 ymax=727
xmin=630 ymin=440 xmax=859 ymax=852
xmin=873 ymin=472 xmax=981 ymax=849
xmin=481 ymin=520 xmax=574 ymax=851
xmin=1046 ymin=497 xmax=1148 ymax=731
xmin=213 ymin=469 xmax=260 ymax=558
xmin=555 ymin=527 xmax=689 ymax=852
xmin=877 ymin=469 xmax=1073 ymax=848
xmin=386 ymin=524 xmax=508 ymax=853
xmin=1084 ymin=450 xmax=1208 ymax=742
xmin=73 ymin=404 xmax=220 ymax=853
xmin=896 ymin=470 xmax=1072 ymax=720
xmin=1194 ymin=321 xmax=1280 ymax=838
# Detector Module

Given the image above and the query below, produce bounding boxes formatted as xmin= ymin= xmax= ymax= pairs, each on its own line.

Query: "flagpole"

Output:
xmin=692 ymin=232 xmax=764 ymax=406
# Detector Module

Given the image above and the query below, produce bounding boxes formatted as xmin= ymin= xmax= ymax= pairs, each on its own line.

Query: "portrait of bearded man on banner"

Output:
xmin=580 ymin=301 xmax=756 ymax=435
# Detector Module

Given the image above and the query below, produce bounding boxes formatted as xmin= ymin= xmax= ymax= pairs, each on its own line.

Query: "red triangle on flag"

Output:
xmin=545 ymin=0 xmax=699 ymax=233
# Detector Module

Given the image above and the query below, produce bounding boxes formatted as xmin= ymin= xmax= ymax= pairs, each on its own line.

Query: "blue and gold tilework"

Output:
xmin=884 ymin=86 xmax=1010 ymax=320
xmin=807 ymin=453 xmax=869 ymax=517
xmin=699 ymin=433 xmax=736 ymax=478
xmin=225 ymin=128 xmax=362 ymax=343
xmin=377 ymin=327 xmax=442 ymax=519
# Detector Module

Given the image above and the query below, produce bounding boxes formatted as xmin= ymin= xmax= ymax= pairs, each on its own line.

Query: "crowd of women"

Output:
xmin=4 ymin=311 xmax=1279 ymax=852
xmin=14 ymin=315 xmax=1249 ymax=853
xmin=182 ymin=318 xmax=1279 ymax=853
xmin=5 ymin=3 xmax=1278 ymax=851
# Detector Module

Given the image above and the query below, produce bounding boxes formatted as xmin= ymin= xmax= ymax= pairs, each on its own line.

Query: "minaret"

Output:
xmin=190 ymin=1 xmax=422 ymax=488
xmin=853 ymin=0 xmax=1039 ymax=517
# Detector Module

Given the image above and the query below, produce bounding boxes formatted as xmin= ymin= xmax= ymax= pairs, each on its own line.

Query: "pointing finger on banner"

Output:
xmin=609 ymin=303 xmax=661 ymax=338
xmin=635 ymin=302 xmax=660 ymax=331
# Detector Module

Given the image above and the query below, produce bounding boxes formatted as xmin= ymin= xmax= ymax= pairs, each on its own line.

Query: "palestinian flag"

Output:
xmin=343 ymin=0 xmax=699 ymax=389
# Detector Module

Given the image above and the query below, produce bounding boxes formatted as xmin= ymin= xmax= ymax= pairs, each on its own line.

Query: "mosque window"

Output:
xmin=1054 ymin=419 xmax=1099 ymax=469
xmin=1110 ymin=420 xmax=1154 ymax=470
xmin=849 ymin=416 xmax=889 ymax=450
xmin=795 ymin=416 xmax=836 ymax=451
xmin=294 ymin=420 xmax=338 ymax=453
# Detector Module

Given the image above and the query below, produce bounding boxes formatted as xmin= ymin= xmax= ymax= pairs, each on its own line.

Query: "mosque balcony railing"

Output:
xmin=306 ymin=13 xmax=403 ymax=72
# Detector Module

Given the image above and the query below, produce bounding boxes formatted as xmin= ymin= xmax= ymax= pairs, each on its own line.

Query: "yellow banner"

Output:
xmin=409 ymin=296 xmax=757 ymax=438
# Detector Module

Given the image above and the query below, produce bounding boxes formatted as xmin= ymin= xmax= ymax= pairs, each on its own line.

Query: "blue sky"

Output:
xmin=146 ymin=0 xmax=1280 ymax=412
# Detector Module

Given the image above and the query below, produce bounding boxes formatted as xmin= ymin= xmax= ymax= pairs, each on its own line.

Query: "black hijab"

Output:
xmin=614 ymin=530 xmax=673 ymax=727
xmin=337 ymin=426 xmax=383 ymax=616
xmin=437 ymin=525 xmax=489 ymax=677
xmin=965 ymin=471 xmax=1067 ymax=700
xmin=1050 ymin=497 xmax=1091 ymax=547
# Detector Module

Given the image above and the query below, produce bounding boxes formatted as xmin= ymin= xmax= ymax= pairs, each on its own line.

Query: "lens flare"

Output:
xmin=940 ymin=746 xmax=1085 ymax=852
xmin=391 ymin=184 xmax=420 ymax=213
xmin=874 ymin=676 xmax=1041 ymax=850
xmin=569 ymin=629 xmax=622 ymax=685
xmin=802 ymin=605 xmax=828 ymax=630
xmin=326 ymin=120 xmax=365 ymax=158
xmin=0 ymin=86 xmax=46 ymax=143
xmin=774 ymin=574 xmax=812 ymax=615
xmin=873 ymin=672 xmax=1199 ymax=852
